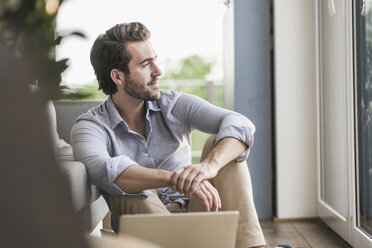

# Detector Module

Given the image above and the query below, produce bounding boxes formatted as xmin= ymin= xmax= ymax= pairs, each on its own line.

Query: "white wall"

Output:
xmin=274 ymin=0 xmax=317 ymax=218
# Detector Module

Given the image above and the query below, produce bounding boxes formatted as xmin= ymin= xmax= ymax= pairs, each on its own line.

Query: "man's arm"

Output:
xmin=171 ymin=137 xmax=247 ymax=196
xmin=114 ymin=164 xmax=221 ymax=211
xmin=169 ymin=93 xmax=254 ymax=198
xmin=71 ymin=120 xmax=220 ymax=211
xmin=113 ymin=165 xmax=172 ymax=193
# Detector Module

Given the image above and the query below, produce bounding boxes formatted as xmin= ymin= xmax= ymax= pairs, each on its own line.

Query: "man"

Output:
xmin=71 ymin=22 xmax=265 ymax=248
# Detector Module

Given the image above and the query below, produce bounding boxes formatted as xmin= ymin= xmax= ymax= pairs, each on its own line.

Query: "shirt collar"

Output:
xmin=106 ymin=96 xmax=162 ymax=129
xmin=106 ymin=96 xmax=124 ymax=129
xmin=146 ymin=100 xmax=161 ymax=112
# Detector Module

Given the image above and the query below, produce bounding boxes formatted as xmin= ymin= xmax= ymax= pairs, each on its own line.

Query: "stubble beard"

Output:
xmin=123 ymin=75 xmax=161 ymax=101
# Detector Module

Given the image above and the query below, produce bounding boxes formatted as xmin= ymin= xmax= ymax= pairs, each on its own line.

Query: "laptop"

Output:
xmin=118 ymin=211 xmax=239 ymax=248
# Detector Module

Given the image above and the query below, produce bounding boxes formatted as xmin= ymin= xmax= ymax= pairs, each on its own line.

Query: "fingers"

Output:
xmin=184 ymin=169 xmax=203 ymax=196
xmin=172 ymin=166 xmax=193 ymax=194
xmin=171 ymin=166 xmax=221 ymax=213
xmin=188 ymin=174 xmax=204 ymax=196
xmin=210 ymin=181 xmax=221 ymax=211
xmin=170 ymin=167 xmax=184 ymax=191
xmin=202 ymin=181 xmax=221 ymax=211
xmin=171 ymin=165 xmax=219 ymax=198
xmin=199 ymin=182 xmax=213 ymax=211
xmin=194 ymin=181 xmax=221 ymax=212
xmin=181 ymin=166 xmax=197 ymax=195
xmin=186 ymin=165 xmax=218 ymax=195
xmin=171 ymin=166 xmax=202 ymax=195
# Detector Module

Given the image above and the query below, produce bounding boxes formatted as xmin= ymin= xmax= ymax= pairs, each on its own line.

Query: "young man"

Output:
xmin=71 ymin=22 xmax=265 ymax=248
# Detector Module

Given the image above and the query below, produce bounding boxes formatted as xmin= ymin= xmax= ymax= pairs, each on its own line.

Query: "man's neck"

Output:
xmin=111 ymin=92 xmax=146 ymax=127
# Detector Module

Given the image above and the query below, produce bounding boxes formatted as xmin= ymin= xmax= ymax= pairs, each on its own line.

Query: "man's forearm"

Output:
xmin=114 ymin=165 xmax=173 ymax=193
xmin=201 ymin=137 xmax=247 ymax=170
xmin=114 ymin=138 xmax=247 ymax=195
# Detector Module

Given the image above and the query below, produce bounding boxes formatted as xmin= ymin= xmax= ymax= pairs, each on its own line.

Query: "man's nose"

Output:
xmin=152 ymin=64 xmax=162 ymax=77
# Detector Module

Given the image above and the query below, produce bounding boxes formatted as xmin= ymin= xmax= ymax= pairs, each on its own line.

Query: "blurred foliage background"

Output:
xmin=161 ymin=55 xmax=214 ymax=80
xmin=0 ymin=0 xmax=85 ymax=100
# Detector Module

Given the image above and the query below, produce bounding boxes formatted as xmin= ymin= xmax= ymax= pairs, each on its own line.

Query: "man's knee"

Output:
xmin=214 ymin=159 xmax=250 ymax=186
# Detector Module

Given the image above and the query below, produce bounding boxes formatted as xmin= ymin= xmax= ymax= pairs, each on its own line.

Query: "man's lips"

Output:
xmin=147 ymin=78 xmax=158 ymax=86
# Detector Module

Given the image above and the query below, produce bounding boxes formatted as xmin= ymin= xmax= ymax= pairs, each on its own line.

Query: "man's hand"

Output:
xmin=170 ymin=162 xmax=221 ymax=212
xmin=192 ymin=180 xmax=221 ymax=212
xmin=169 ymin=137 xmax=247 ymax=211
xmin=170 ymin=162 xmax=219 ymax=196
xmin=171 ymin=137 xmax=247 ymax=196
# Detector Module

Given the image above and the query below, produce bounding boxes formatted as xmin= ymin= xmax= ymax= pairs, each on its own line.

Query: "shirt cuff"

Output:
xmin=215 ymin=125 xmax=254 ymax=162
xmin=112 ymin=183 xmax=148 ymax=199
xmin=105 ymin=156 xmax=145 ymax=196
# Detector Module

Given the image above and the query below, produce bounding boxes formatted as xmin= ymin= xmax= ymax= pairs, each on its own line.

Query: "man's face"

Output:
xmin=123 ymin=40 xmax=162 ymax=101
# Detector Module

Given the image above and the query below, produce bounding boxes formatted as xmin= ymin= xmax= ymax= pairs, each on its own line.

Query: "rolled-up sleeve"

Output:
xmin=70 ymin=120 xmax=137 ymax=195
xmin=171 ymin=93 xmax=255 ymax=162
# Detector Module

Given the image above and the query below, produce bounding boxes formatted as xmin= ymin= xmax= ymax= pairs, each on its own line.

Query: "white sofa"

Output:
xmin=53 ymin=100 xmax=109 ymax=233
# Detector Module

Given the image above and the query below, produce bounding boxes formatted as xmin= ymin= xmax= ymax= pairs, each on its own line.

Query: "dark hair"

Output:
xmin=90 ymin=22 xmax=151 ymax=95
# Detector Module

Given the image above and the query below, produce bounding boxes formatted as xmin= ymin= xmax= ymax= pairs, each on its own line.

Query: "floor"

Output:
xmin=260 ymin=219 xmax=352 ymax=248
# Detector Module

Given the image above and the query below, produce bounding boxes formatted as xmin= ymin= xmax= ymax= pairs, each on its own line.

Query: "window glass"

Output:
xmin=355 ymin=0 xmax=372 ymax=237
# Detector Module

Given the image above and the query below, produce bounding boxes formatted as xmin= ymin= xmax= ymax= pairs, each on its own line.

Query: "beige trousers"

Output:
xmin=110 ymin=135 xmax=266 ymax=248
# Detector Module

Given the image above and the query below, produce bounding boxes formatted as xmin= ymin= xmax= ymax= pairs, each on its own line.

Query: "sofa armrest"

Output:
xmin=58 ymin=153 xmax=109 ymax=232
xmin=53 ymin=100 xmax=109 ymax=232
xmin=58 ymin=154 xmax=101 ymax=213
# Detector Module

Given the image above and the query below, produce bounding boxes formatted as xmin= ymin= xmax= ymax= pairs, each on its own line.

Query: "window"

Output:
xmin=355 ymin=0 xmax=372 ymax=238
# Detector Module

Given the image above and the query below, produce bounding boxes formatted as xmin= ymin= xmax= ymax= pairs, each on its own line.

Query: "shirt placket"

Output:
xmin=121 ymin=118 xmax=156 ymax=169
xmin=140 ymin=110 xmax=155 ymax=168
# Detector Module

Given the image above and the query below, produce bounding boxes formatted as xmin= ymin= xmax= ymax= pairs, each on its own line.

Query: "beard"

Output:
xmin=123 ymin=75 xmax=161 ymax=101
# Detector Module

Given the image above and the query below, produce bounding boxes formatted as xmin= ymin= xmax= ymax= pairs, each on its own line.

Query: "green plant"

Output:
xmin=0 ymin=0 xmax=84 ymax=100
xmin=162 ymin=55 xmax=215 ymax=80
xmin=62 ymin=84 xmax=107 ymax=100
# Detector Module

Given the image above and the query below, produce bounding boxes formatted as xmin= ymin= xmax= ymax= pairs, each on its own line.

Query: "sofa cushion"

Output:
xmin=47 ymin=100 xmax=71 ymax=150
xmin=53 ymin=100 xmax=104 ymax=144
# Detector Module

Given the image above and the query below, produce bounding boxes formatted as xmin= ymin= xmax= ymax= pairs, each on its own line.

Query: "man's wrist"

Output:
xmin=161 ymin=169 xmax=173 ymax=188
xmin=200 ymin=157 xmax=220 ymax=170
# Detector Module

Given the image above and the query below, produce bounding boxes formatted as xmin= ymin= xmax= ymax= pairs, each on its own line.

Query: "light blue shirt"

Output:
xmin=71 ymin=90 xmax=255 ymax=212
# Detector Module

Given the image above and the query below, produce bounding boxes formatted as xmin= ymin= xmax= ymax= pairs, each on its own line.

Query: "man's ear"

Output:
xmin=110 ymin=69 xmax=124 ymax=86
